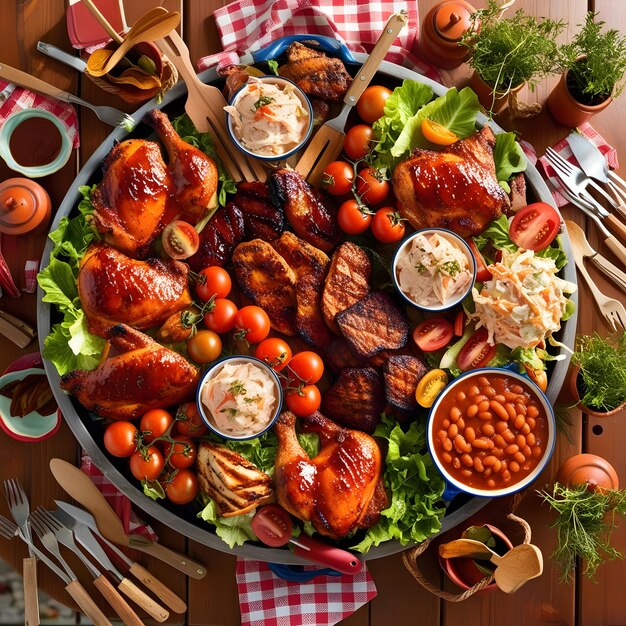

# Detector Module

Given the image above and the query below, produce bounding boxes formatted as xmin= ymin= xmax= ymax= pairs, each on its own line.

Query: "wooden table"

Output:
xmin=0 ymin=1 xmax=624 ymax=624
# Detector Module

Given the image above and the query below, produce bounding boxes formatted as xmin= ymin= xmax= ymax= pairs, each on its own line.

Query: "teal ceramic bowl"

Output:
xmin=0 ymin=109 xmax=72 ymax=177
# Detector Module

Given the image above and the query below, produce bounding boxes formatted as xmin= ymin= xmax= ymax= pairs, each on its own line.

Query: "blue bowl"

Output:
xmin=391 ymin=228 xmax=476 ymax=313
xmin=196 ymin=355 xmax=283 ymax=441
xmin=427 ymin=368 xmax=556 ymax=498
xmin=225 ymin=76 xmax=313 ymax=161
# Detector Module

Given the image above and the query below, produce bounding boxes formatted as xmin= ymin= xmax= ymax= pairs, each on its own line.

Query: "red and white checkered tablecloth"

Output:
xmin=197 ymin=0 xmax=439 ymax=81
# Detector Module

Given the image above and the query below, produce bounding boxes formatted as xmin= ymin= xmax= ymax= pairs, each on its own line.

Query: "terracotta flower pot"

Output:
xmin=567 ymin=364 xmax=626 ymax=418
xmin=556 ymin=453 xmax=619 ymax=491
xmin=439 ymin=524 xmax=514 ymax=592
xmin=469 ymin=71 xmax=524 ymax=114
xmin=547 ymin=68 xmax=613 ymax=128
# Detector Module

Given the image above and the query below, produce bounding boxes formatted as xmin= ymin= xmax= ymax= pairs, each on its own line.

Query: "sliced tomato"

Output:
xmin=415 ymin=369 xmax=448 ymax=408
xmin=466 ymin=239 xmax=492 ymax=282
xmin=413 ymin=318 xmax=453 ymax=352
xmin=454 ymin=310 xmax=466 ymax=337
xmin=252 ymin=505 xmax=293 ymax=547
xmin=456 ymin=327 xmax=497 ymax=371
xmin=524 ymin=365 xmax=548 ymax=392
xmin=509 ymin=202 xmax=560 ymax=251
xmin=421 ymin=119 xmax=458 ymax=146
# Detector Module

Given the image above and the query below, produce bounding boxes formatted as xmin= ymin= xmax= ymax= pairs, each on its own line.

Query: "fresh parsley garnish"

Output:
xmin=229 ymin=380 xmax=247 ymax=396
xmin=254 ymin=95 xmax=274 ymax=110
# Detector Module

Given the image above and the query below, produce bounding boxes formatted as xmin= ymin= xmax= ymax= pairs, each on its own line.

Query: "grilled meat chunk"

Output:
xmin=196 ymin=442 xmax=273 ymax=517
xmin=274 ymin=411 xmax=387 ymax=538
xmin=232 ymin=239 xmax=297 ymax=335
xmin=393 ymin=126 xmax=511 ymax=237
xmin=509 ymin=172 xmax=527 ymax=212
xmin=269 ymin=169 xmax=341 ymax=253
xmin=187 ymin=203 xmax=245 ymax=271
xmin=278 ymin=42 xmax=352 ymax=102
xmin=321 ymin=242 xmax=372 ymax=333
xmin=296 ymin=274 xmax=333 ymax=347
xmin=233 ymin=181 xmax=284 ymax=241
xmin=323 ymin=338 xmax=360 ymax=374
xmin=336 ymin=291 xmax=409 ymax=358
xmin=270 ymin=231 xmax=330 ymax=281
xmin=383 ymin=355 xmax=429 ymax=412
xmin=321 ymin=367 xmax=385 ymax=433
xmin=310 ymin=98 xmax=330 ymax=129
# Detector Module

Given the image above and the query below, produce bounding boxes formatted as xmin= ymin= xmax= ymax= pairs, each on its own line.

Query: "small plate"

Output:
xmin=0 ymin=359 xmax=61 ymax=443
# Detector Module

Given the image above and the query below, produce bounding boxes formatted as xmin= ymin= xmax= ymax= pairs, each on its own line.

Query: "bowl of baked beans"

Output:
xmin=428 ymin=369 xmax=555 ymax=497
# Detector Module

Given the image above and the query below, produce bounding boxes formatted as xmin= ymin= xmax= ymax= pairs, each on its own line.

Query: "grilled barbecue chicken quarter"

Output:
xmin=393 ymin=126 xmax=511 ymax=237
xmin=60 ymin=325 xmax=199 ymax=421
xmin=92 ymin=110 xmax=218 ymax=258
xmin=274 ymin=411 xmax=388 ymax=539
xmin=78 ymin=242 xmax=192 ymax=337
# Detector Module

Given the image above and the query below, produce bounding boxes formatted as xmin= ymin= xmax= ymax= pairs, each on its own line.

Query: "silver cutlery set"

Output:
xmin=0 ymin=478 xmax=179 ymax=626
xmin=544 ymin=133 xmax=626 ymax=331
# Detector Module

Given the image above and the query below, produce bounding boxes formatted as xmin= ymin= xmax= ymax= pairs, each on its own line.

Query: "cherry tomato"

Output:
xmin=254 ymin=338 xmax=293 ymax=372
xmin=103 ymin=421 xmax=137 ymax=458
xmin=356 ymin=167 xmax=389 ymax=205
xmin=321 ymin=161 xmax=354 ymax=196
xmin=338 ymin=199 xmax=372 ymax=235
xmin=421 ymin=119 xmax=459 ymax=146
xmin=467 ymin=239 xmax=492 ymax=282
xmin=161 ymin=220 xmax=200 ymax=260
xmin=415 ymin=369 xmax=448 ymax=408
xmin=524 ymin=365 xmax=548 ymax=392
xmin=251 ymin=505 xmax=293 ymax=547
xmin=163 ymin=436 xmax=197 ymax=470
xmin=413 ymin=318 xmax=454 ymax=352
xmin=288 ymin=351 xmax=324 ymax=384
xmin=130 ymin=446 xmax=164 ymax=481
xmin=187 ymin=330 xmax=222 ymax=364
xmin=371 ymin=207 xmax=405 ymax=243
xmin=456 ymin=327 xmax=497 ymax=371
xmin=204 ymin=298 xmax=238 ymax=334
xmin=234 ymin=306 xmax=271 ymax=344
xmin=286 ymin=385 xmax=321 ymax=417
xmin=175 ymin=403 xmax=208 ymax=438
xmin=509 ymin=202 xmax=560 ymax=251
xmin=140 ymin=409 xmax=173 ymax=443
xmin=164 ymin=469 xmax=198 ymax=505
xmin=343 ymin=124 xmax=374 ymax=161
xmin=356 ymin=85 xmax=392 ymax=124
xmin=195 ymin=266 xmax=232 ymax=301
xmin=454 ymin=310 xmax=466 ymax=337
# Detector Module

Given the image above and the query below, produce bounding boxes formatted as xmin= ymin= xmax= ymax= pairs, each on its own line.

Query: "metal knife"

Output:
xmin=55 ymin=501 xmax=186 ymax=614
xmin=36 ymin=41 xmax=87 ymax=73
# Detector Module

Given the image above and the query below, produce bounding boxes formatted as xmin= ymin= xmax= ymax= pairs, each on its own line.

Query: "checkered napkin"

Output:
xmin=196 ymin=0 xmax=439 ymax=81
xmin=80 ymin=454 xmax=157 ymax=541
xmin=236 ymin=558 xmax=377 ymax=626
xmin=0 ymin=80 xmax=80 ymax=149
xmin=537 ymin=122 xmax=619 ymax=207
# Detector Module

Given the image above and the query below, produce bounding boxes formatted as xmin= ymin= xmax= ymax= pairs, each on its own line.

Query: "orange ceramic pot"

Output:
xmin=556 ymin=454 xmax=619 ymax=491
xmin=567 ymin=364 xmax=626 ymax=418
xmin=0 ymin=178 xmax=51 ymax=236
xmin=469 ymin=71 xmax=524 ymax=114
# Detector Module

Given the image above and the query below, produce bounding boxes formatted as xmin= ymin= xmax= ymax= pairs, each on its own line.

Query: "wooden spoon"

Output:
xmin=87 ymin=9 xmax=180 ymax=77
xmin=439 ymin=538 xmax=543 ymax=593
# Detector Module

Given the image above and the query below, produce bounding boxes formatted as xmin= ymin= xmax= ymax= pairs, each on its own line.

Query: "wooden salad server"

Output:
xmin=294 ymin=11 xmax=407 ymax=186
xmin=439 ymin=538 xmax=543 ymax=593
xmin=49 ymin=458 xmax=207 ymax=579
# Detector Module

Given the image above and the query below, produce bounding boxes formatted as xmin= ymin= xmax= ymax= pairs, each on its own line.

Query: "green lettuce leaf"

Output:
xmin=298 ymin=433 xmax=320 ymax=458
xmin=472 ymin=215 xmax=516 ymax=254
xmin=380 ymin=80 xmax=434 ymax=133
xmin=493 ymin=132 xmax=527 ymax=192
xmin=267 ymin=59 xmax=279 ymax=76
xmin=536 ymin=234 xmax=568 ymax=270
xmin=38 ymin=258 xmax=77 ymax=311
xmin=198 ymin=498 xmax=257 ymax=548
xmin=220 ymin=431 xmax=278 ymax=475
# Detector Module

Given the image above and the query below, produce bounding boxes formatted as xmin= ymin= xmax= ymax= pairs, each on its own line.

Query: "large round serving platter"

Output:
xmin=38 ymin=53 xmax=578 ymax=564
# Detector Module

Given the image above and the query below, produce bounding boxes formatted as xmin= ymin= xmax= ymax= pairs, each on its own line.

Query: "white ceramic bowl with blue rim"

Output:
xmin=392 ymin=228 xmax=477 ymax=313
xmin=196 ymin=355 xmax=283 ymax=441
xmin=0 ymin=109 xmax=72 ymax=178
xmin=225 ymin=75 xmax=313 ymax=161
xmin=427 ymin=368 xmax=555 ymax=498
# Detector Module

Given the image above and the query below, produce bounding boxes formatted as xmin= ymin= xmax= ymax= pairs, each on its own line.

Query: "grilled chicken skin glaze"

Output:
xmin=60 ymin=325 xmax=199 ymax=421
xmin=274 ymin=411 xmax=388 ymax=539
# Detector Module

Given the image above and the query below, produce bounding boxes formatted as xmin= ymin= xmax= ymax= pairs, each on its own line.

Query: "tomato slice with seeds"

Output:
xmin=252 ymin=505 xmax=293 ymax=547
xmin=421 ymin=119 xmax=459 ymax=146
xmin=415 ymin=369 xmax=449 ymax=408
xmin=456 ymin=327 xmax=497 ymax=371
xmin=413 ymin=318 xmax=454 ymax=352
xmin=509 ymin=202 xmax=560 ymax=251
xmin=466 ymin=239 xmax=492 ymax=282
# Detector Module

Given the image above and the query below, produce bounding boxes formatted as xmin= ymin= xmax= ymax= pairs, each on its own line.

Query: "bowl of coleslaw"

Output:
xmin=225 ymin=76 xmax=313 ymax=161
xmin=392 ymin=228 xmax=476 ymax=312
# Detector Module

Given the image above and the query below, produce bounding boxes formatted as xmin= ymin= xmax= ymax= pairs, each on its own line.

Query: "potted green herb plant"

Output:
xmin=568 ymin=331 xmax=626 ymax=417
xmin=460 ymin=1 xmax=566 ymax=115
xmin=547 ymin=12 xmax=626 ymax=127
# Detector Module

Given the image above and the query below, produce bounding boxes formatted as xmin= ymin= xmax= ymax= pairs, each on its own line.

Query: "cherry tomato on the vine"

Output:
xmin=175 ymin=403 xmax=208 ymax=438
xmin=164 ymin=469 xmax=198 ymax=505
xmin=321 ymin=161 xmax=354 ymax=196
xmin=187 ymin=330 xmax=222 ymax=364
xmin=130 ymin=446 xmax=164 ymax=481
xmin=356 ymin=167 xmax=389 ymax=205
xmin=286 ymin=384 xmax=321 ymax=417
xmin=234 ymin=306 xmax=271 ymax=344
xmin=356 ymin=86 xmax=392 ymax=124
xmin=254 ymin=338 xmax=293 ymax=372
xmin=195 ymin=266 xmax=232 ymax=301
xmin=204 ymin=298 xmax=238 ymax=334
xmin=103 ymin=421 xmax=137 ymax=457
xmin=288 ymin=351 xmax=324 ymax=384
xmin=343 ymin=124 xmax=374 ymax=161
xmin=140 ymin=409 xmax=173 ymax=443
xmin=163 ymin=436 xmax=197 ymax=470
xmin=338 ymin=199 xmax=372 ymax=235
xmin=371 ymin=207 xmax=405 ymax=243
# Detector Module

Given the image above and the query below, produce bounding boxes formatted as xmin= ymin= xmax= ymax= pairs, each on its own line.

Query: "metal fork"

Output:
xmin=3 ymin=478 xmax=38 ymax=626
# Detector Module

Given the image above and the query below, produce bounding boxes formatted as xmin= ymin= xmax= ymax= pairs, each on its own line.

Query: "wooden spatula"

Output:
xmin=294 ymin=11 xmax=407 ymax=186
xmin=439 ymin=538 xmax=543 ymax=594
xmin=157 ymin=29 xmax=267 ymax=183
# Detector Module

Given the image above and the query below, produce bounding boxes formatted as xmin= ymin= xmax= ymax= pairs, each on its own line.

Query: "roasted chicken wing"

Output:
xmin=274 ymin=411 xmax=387 ymax=539
xmin=60 ymin=325 xmax=199 ymax=421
